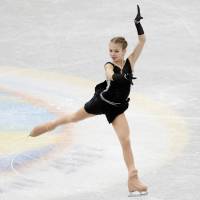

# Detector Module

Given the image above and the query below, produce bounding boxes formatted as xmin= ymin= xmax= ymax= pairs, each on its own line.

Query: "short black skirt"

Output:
xmin=84 ymin=93 xmax=129 ymax=124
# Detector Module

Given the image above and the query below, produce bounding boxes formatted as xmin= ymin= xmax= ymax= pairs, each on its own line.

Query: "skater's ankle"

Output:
xmin=128 ymin=168 xmax=138 ymax=174
xmin=128 ymin=168 xmax=138 ymax=179
xmin=47 ymin=121 xmax=57 ymax=131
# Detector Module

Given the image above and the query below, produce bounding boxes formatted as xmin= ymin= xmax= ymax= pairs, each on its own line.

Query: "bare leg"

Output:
xmin=29 ymin=107 xmax=95 ymax=137
xmin=112 ymin=113 xmax=148 ymax=193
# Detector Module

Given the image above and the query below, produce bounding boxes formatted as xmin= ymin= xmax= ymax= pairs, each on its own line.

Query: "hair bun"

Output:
xmin=110 ymin=36 xmax=128 ymax=50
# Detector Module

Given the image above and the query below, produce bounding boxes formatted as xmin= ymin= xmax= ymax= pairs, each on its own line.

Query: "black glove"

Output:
xmin=112 ymin=73 xmax=136 ymax=85
xmin=134 ymin=5 xmax=144 ymax=35
xmin=124 ymin=73 xmax=137 ymax=85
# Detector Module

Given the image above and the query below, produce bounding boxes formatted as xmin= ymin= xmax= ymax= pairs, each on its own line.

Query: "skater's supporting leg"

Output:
xmin=112 ymin=113 xmax=148 ymax=194
xmin=29 ymin=107 xmax=95 ymax=137
xmin=112 ymin=113 xmax=136 ymax=172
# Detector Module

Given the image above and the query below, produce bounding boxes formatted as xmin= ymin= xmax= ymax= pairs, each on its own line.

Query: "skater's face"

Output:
xmin=109 ymin=42 xmax=126 ymax=62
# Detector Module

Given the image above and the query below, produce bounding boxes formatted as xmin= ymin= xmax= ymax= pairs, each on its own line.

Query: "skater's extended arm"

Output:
xmin=104 ymin=63 xmax=134 ymax=84
xmin=104 ymin=63 xmax=125 ymax=81
xmin=104 ymin=63 xmax=114 ymax=80
xmin=128 ymin=5 xmax=146 ymax=70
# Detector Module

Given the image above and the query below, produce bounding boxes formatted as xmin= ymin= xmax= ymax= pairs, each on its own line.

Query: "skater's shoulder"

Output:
xmin=104 ymin=62 xmax=114 ymax=70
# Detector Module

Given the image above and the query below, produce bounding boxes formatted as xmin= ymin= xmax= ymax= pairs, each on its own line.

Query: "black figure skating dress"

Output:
xmin=84 ymin=58 xmax=135 ymax=123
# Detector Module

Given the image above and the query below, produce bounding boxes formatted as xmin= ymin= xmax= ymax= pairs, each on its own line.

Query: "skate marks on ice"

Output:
xmin=49 ymin=190 xmax=165 ymax=200
xmin=0 ymin=145 xmax=103 ymax=200
xmin=0 ymin=144 xmax=56 ymax=193
xmin=49 ymin=144 xmax=104 ymax=174
xmin=0 ymin=66 xmax=189 ymax=199
xmin=128 ymin=196 xmax=165 ymax=200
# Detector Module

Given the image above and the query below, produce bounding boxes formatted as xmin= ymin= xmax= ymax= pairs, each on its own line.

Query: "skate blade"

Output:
xmin=128 ymin=191 xmax=148 ymax=197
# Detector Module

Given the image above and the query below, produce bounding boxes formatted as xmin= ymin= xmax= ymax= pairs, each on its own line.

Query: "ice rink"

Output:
xmin=0 ymin=0 xmax=200 ymax=199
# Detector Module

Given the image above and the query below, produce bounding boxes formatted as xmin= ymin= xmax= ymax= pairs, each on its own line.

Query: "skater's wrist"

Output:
xmin=135 ymin=22 xmax=144 ymax=35
xmin=138 ymin=34 xmax=146 ymax=43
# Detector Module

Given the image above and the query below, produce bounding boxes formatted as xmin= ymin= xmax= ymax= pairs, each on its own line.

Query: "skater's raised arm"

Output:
xmin=128 ymin=5 xmax=146 ymax=70
xmin=128 ymin=35 xmax=146 ymax=68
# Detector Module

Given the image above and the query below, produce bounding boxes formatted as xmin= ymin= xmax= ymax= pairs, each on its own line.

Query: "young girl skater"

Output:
xmin=30 ymin=5 xmax=148 ymax=197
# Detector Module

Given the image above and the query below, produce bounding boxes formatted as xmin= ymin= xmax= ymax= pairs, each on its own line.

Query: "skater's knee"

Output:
xmin=120 ymin=135 xmax=131 ymax=147
xmin=70 ymin=113 xmax=79 ymax=122
xmin=70 ymin=111 xmax=84 ymax=122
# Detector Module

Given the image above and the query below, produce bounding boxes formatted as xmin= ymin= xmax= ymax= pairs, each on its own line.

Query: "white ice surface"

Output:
xmin=0 ymin=0 xmax=199 ymax=200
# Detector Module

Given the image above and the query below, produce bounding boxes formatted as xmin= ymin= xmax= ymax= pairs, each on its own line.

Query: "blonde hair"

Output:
xmin=110 ymin=36 xmax=128 ymax=50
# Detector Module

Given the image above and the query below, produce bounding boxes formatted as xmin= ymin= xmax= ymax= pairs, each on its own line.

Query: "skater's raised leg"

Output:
xmin=112 ymin=113 xmax=148 ymax=196
xmin=29 ymin=107 xmax=95 ymax=137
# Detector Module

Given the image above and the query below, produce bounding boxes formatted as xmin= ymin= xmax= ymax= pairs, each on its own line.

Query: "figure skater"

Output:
xmin=29 ymin=5 xmax=148 ymax=197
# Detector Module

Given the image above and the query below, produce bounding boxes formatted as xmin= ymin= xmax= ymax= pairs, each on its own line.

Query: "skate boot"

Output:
xmin=128 ymin=169 xmax=148 ymax=197
xmin=29 ymin=121 xmax=56 ymax=137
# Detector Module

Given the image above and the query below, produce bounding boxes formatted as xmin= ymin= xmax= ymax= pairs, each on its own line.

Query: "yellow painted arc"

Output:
xmin=0 ymin=65 xmax=189 ymax=162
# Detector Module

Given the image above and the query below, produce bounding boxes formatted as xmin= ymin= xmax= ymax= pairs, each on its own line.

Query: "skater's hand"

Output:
xmin=124 ymin=73 xmax=137 ymax=85
xmin=134 ymin=5 xmax=143 ymax=24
